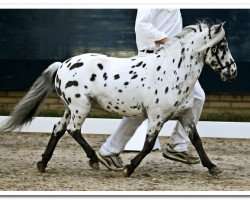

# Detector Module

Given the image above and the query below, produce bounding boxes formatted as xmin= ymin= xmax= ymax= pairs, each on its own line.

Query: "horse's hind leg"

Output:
xmin=67 ymin=104 xmax=100 ymax=170
xmin=37 ymin=108 xmax=71 ymax=173
xmin=178 ymin=109 xmax=223 ymax=175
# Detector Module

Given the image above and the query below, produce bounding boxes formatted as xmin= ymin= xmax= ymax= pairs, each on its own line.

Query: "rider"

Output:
xmin=96 ymin=9 xmax=205 ymax=170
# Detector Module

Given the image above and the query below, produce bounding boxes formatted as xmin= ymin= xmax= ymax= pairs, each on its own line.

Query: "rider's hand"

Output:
xmin=155 ymin=37 xmax=171 ymax=45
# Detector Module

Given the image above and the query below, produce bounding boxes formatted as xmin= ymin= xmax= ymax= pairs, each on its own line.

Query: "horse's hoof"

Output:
xmin=122 ymin=167 xmax=130 ymax=177
xmin=122 ymin=165 xmax=133 ymax=178
xmin=209 ymin=166 xmax=223 ymax=175
xmin=37 ymin=161 xmax=46 ymax=173
xmin=89 ymin=160 xmax=100 ymax=170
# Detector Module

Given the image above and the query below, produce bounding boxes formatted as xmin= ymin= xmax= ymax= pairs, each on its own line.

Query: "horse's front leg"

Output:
xmin=122 ymin=116 xmax=165 ymax=177
xmin=178 ymin=109 xmax=223 ymax=175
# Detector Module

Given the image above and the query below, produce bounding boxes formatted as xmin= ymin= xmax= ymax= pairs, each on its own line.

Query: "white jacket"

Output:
xmin=135 ymin=9 xmax=183 ymax=52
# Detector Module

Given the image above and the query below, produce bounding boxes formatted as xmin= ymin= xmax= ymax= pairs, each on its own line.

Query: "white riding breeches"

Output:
xmin=99 ymin=80 xmax=205 ymax=155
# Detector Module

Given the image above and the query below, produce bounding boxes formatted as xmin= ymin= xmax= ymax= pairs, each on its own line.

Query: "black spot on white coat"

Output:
xmin=165 ymin=87 xmax=169 ymax=94
xmin=75 ymin=94 xmax=81 ymax=98
xmin=136 ymin=61 xmax=143 ymax=67
xmin=97 ymin=63 xmax=103 ymax=70
xmin=131 ymin=74 xmax=138 ymax=79
xmin=103 ymin=73 xmax=108 ymax=80
xmin=69 ymin=62 xmax=83 ymax=70
xmin=178 ymin=57 xmax=183 ymax=68
xmin=90 ymin=74 xmax=97 ymax=81
xmin=114 ymin=74 xmax=120 ymax=80
xmin=65 ymin=81 xmax=79 ymax=89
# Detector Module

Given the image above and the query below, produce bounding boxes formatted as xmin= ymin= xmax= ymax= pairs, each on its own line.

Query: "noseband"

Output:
xmin=211 ymin=47 xmax=235 ymax=72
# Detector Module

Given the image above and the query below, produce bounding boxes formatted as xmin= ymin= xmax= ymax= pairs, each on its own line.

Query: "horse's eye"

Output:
xmin=212 ymin=48 xmax=217 ymax=53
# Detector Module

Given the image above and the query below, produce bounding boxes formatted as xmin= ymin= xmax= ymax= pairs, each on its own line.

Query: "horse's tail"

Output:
xmin=0 ymin=62 xmax=62 ymax=132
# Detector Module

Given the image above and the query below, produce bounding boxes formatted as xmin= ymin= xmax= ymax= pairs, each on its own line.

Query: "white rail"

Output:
xmin=0 ymin=116 xmax=249 ymax=151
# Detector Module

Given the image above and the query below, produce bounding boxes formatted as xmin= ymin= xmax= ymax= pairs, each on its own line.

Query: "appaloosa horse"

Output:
xmin=0 ymin=22 xmax=237 ymax=177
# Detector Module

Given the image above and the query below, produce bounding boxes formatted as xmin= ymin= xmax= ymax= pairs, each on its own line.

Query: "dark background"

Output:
xmin=0 ymin=9 xmax=249 ymax=93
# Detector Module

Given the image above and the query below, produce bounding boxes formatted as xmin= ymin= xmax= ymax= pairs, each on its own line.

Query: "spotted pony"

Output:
xmin=0 ymin=22 xmax=237 ymax=177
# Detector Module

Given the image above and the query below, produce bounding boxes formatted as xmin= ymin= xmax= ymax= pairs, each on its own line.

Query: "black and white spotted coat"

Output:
xmin=54 ymin=23 xmax=237 ymax=136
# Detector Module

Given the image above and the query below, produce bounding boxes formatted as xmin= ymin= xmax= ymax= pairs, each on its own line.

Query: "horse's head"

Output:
xmin=197 ymin=22 xmax=237 ymax=82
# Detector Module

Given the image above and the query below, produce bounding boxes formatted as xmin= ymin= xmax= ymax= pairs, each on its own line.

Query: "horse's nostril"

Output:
xmin=228 ymin=76 xmax=237 ymax=82
xmin=232 ymin=76 xmax=237 ymax=81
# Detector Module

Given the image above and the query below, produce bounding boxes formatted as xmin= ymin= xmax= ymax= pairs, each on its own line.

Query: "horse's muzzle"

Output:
xmin=221 ymin=70 xmax=237 ymax=82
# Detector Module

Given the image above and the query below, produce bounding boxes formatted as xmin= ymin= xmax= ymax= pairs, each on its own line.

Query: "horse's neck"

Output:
xmin=173 ymin=41 xmax=205 ymax=88
xmin=180 ymin=27 xmax=209 ymax=76
xmin=161 ymin=25 xmax=209 ymax=89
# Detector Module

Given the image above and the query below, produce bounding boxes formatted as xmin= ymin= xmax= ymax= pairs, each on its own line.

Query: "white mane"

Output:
xmin=163 ymin=23 xmax=209 ymax=49
xmin=164 ymin=22 xmax=225 ymax=52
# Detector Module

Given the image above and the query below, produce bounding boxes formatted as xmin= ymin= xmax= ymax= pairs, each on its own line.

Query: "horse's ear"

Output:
xmin=214 ymin=22 xmax=224 ymax=34
xmin=195 ymin=23 xmax=225 ymax=52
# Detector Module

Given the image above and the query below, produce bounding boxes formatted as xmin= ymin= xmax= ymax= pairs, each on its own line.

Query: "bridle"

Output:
xmin=204 ymin=38 xmax=235 ymax=73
